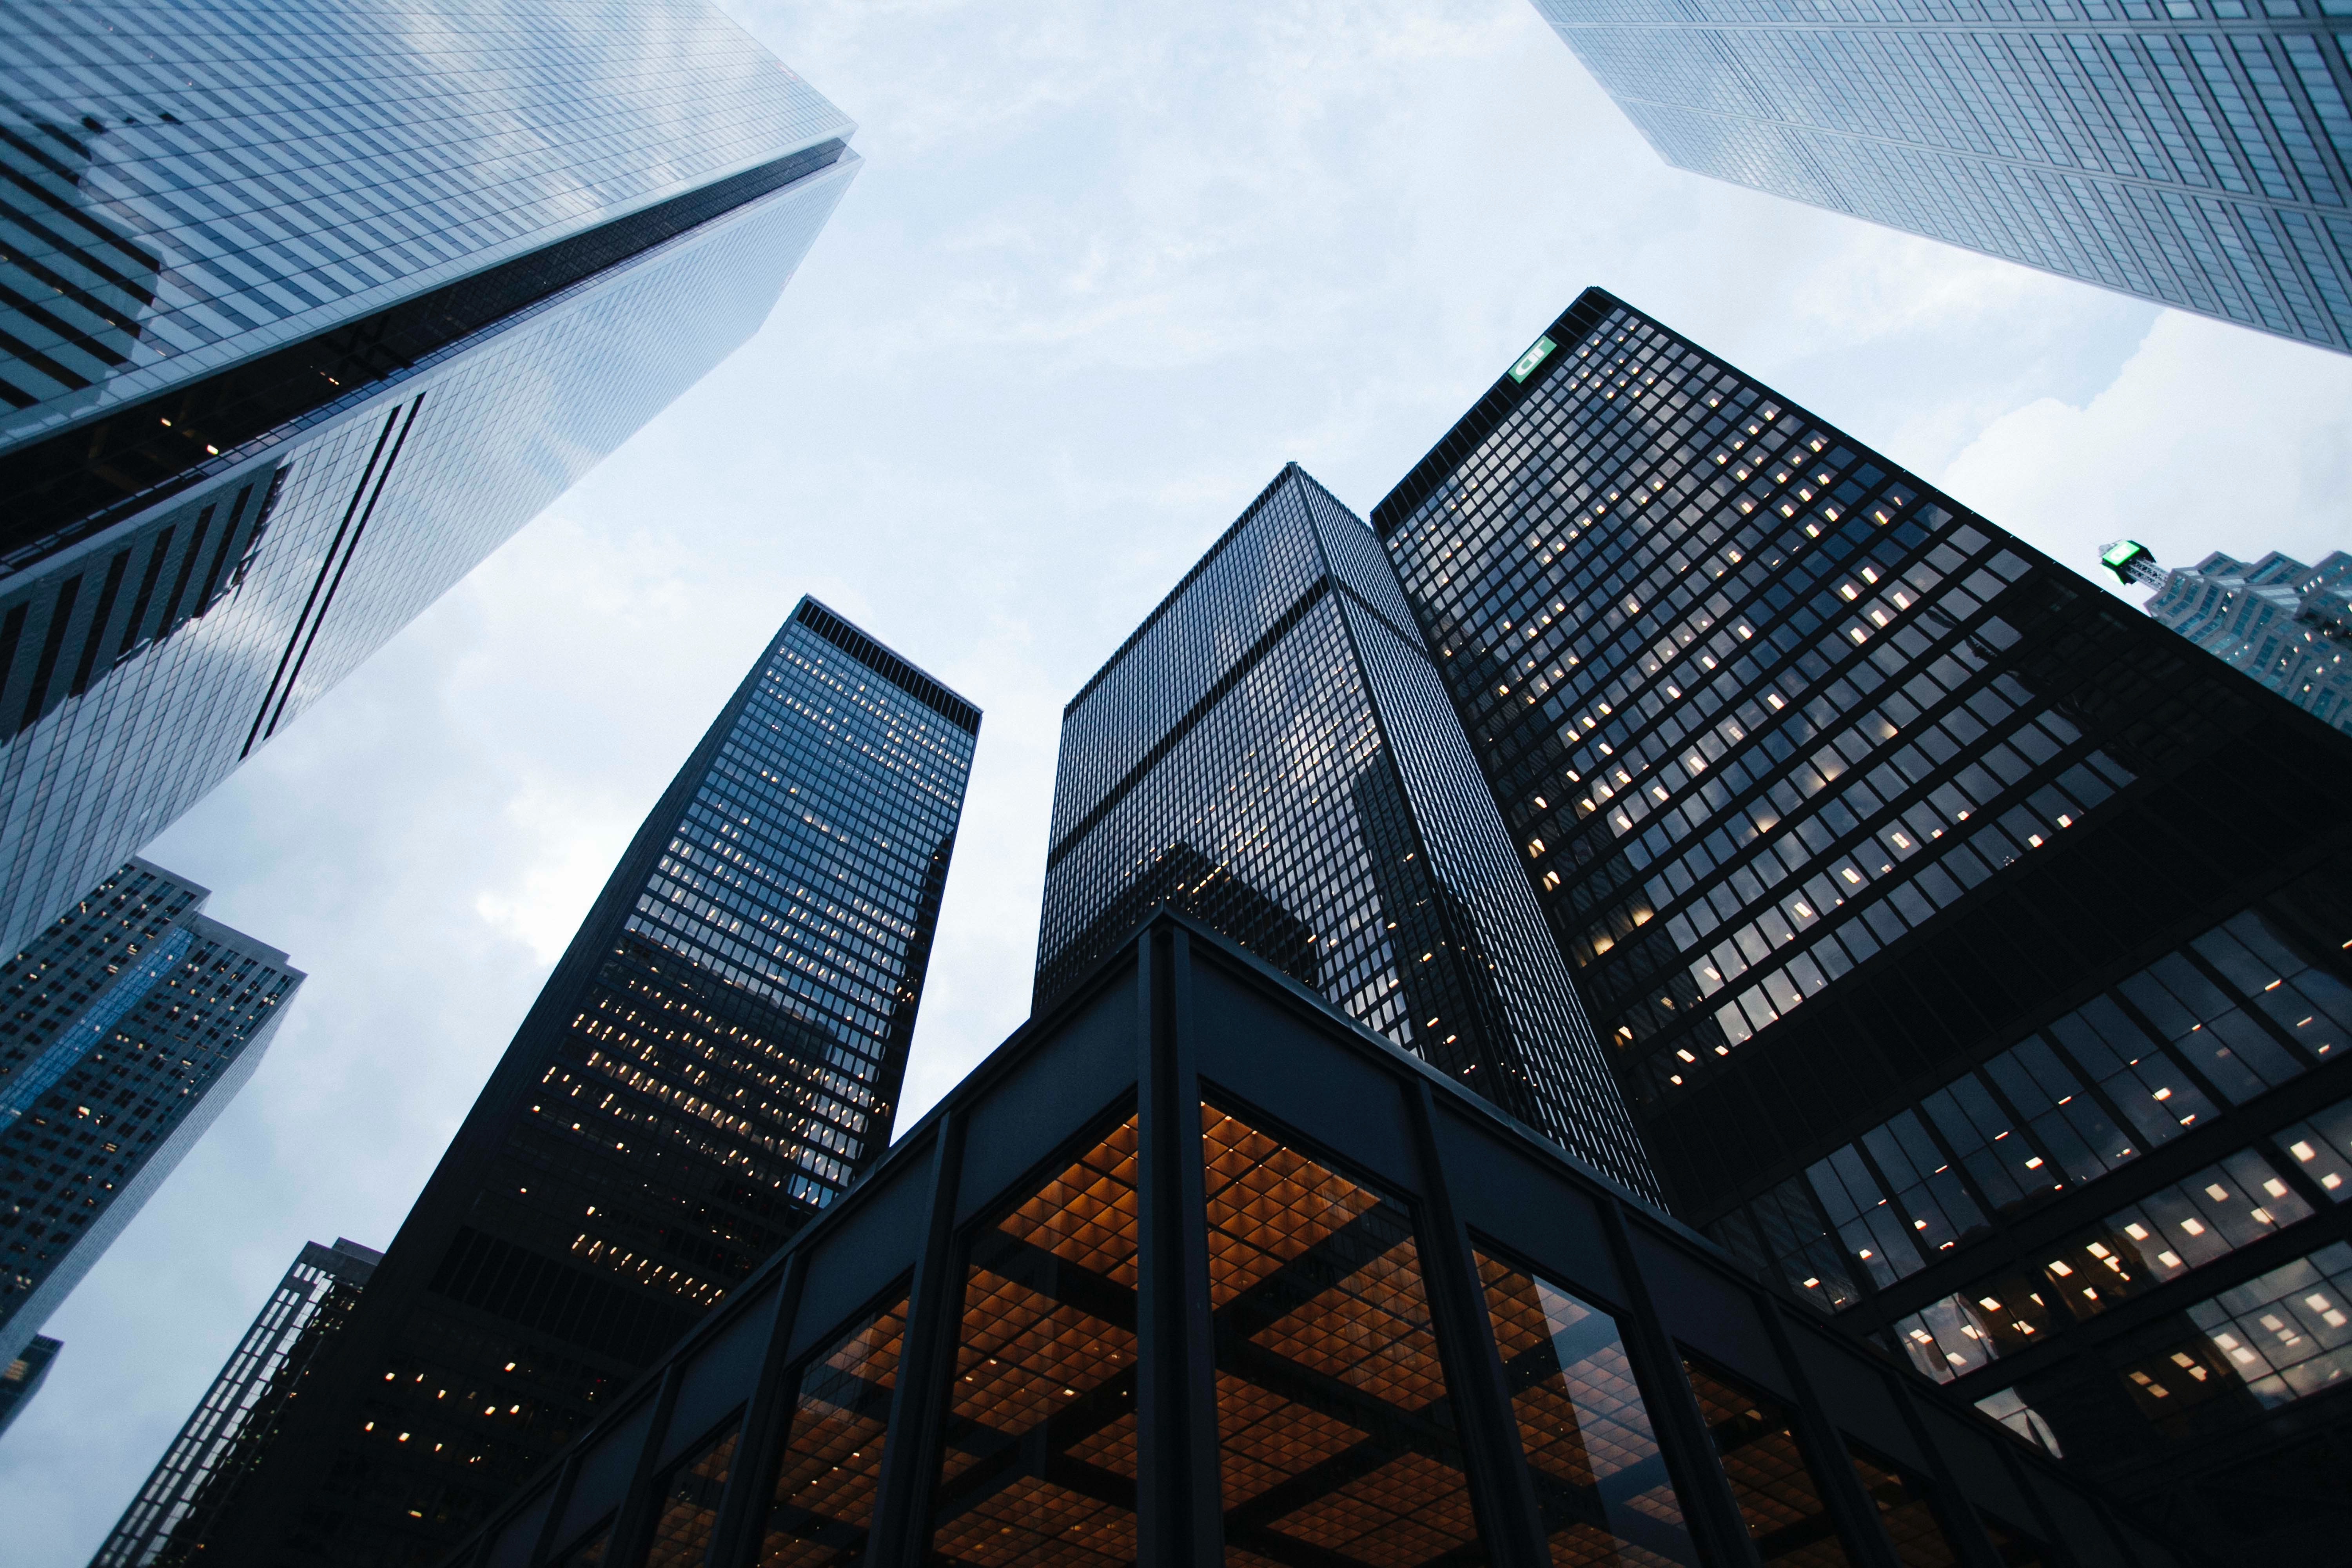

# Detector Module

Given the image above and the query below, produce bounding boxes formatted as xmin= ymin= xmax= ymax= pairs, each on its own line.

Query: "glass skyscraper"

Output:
xmin=1036 ymin=463 xmax=1661 ymax=1203
xmin=1375 ymin=285 xmax=2352 ymax=1559
xmin=205 ymin=599 xmax=976 ymax=1566
xmin=1529 ymin=0 xmax=2352 ymax=351
xmin=0 ymin=857 xmax=303 ymax=1371
xmin=0 ymin=1331 xmax=58 ymax=1440
xmin=0 ymin=0 xmax=861 ymax=959
xmin=2105 ymin=540 xmax=2352 ymax=731
xmin=94 ymin=1237 xmax=383 ymax=1568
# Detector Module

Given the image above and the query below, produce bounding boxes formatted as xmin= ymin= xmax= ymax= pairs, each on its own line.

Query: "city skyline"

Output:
xmin=4 ymin=0 xmax=2350 ymax=1561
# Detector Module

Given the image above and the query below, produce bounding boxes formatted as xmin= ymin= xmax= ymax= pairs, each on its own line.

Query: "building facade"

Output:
xmin=1528 ymin=0 xmax=2352 ymax=352
xmin=209 ymin=600 xmax=976 ymax=1566
xmin=441 ymin=912 xmax=2185 ymax=1568
xmin=0 ymin=858 xmax=303 ymax=1370
xmin=2104 ymin=541 xmax=2352 ymax=732
xmin=1036 ymin=464 xmax=1660 ymax=1203
xmin=0 ymin=1332 xmax=58 ymax=1440
xmin=94 ymin=1237 xmax=383 ymax=1568
xmin=1374 ymin=286 xmax=2352 ymax=1559
xmin=0 ymin=0 xmax=861 ymax=958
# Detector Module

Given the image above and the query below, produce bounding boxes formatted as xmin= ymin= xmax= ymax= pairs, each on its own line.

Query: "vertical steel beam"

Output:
xmin=1399 ymin=1078 xmax=1550 ymax=1567
xmin=1754 ymin=1296 xmax=1904 ymax=1568
xmin=705 ymin=1259 xmax=808 ymax=1568
xmin=1596 ymin=1201 xmax=1764 ymax=1568
xmin=864 ymin=1113 xmax=966 ymax=1567
xmin=522 ymin=1454 xmax=583 ymax=1568
xmin=1884 ymin=1368 xmax=2006 ymax=1568
xmin=602 ymin=1363 xmax=685 ymax=1568
xmin=1134 ymin=922 xmax=1224 ymax=1566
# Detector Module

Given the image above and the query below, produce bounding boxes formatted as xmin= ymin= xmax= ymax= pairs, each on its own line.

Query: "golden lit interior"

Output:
xmin=646 ymin=1424 xmax=739 ymax=1567
xmin=1848 ymin=1447 xmax=1958 ymax=1568
xmin=1476 ymin=1252 xmax=1691 ymax=1567
xmin=761 ymin=1299 xmax=907 ymax=1566
xmin=1682 ymin=1361 xmax=1850 ymax=1567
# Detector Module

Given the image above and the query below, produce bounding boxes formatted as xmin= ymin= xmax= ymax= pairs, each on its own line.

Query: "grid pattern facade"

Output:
xmin=1530 ymin=0 xmax=2352 ymax=351
xmin=1375 ymin=287 xmax=2352 ymax=1558
xmin=2139 ymin=548 xmax=2352 ymax=731
xmin=0 ymin=857 xmax=301 ymax=1369
xmin=0 ymin=0 xmax=851 ymax=446
xmin=439 ymin=914 xmax=2177 ymax=1568
xmin=95 ymin=1238 xmax=383 ymax=1568
xmin=210 ymin=602 xmax=974 ymax=1568
xmin=1037 ymin=466 xmax=1658 ymax=1201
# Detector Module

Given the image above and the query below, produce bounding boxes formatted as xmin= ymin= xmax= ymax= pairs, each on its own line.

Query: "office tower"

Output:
xmin=0 ymin=1332 xmax=58 ymax=1440
xmin=445 ymin=912 xmax=2173 ymax=1568
xmin=2103 ymin=541 xmax=2352 ymax=732
xmin=211 ymin=599 xmax=976 ymax=1567
xmin=1037 ymin=464 xmax=1659 ymax=1202
xmin=1374 ymin=285 xmax=2352 ymax=1558
xmin=0 ymin=858 xmax=302 ymax=1369
xmin=94 ymin=1238 xmax=382 ymax=1568
xmin=1528 ymin=0 xmax=2352 ymax=352
xmin=0 ymin=0 xmax=862 ymax=960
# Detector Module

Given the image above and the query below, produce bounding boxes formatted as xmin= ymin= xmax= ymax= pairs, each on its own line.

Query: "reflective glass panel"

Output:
xmin=759 ymin=1299 xmax=907 ymax=1565
xmin=1680 ymin=1361 xmax=1850 ymax=1566
xmin=1475 ymin=1251 xmax=1694 ymax=1565
xmin=1203 ymin=1105 xmax=1486 ymax=1567
xmin=924 ymin=1114 xmax=1141 ymax=1564
xmin=1847 ymin=1447 xmax=1958 ymax=1568
xmin=645 ymin=1421 xmax=740 ymax=1567
xmin=1977 ymin=1515 xmax=2051 ymax=1568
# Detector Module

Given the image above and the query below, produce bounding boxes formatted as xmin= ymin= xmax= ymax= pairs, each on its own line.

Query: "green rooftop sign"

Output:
xmin=1508 ymin=335 xmax=1557 ymax=384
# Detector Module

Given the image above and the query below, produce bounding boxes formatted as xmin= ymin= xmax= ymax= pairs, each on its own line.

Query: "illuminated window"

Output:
xmin=1682 ymin=1359 xmax=1852 ymax=1564
xmin=1203 ymin=1105 xmax=1482 ymax=1566
xmin=644 ymin=1421 xmax=739 ymax=1567
xmin=924 ymin=1114 xmax=1140 ymax=1563
xmin=1477 ymin=1251 xmax=1694 ymax=1563
xmin=757 ymin=1297 xmax=907 ymax=1564
xmin=1849 ymin=1445 xmax=1960 ymax=1567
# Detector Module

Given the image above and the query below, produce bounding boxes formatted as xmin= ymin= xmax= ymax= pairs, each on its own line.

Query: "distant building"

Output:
xmin=2105 ymin=542 xmax=2352 ymax=733
xmin=93 ymin=1238 xmax=382 ymax=1568
xmin=0 ymin=1332 xmax=58 ymax=1440
xmin=1036 ymin=463 xmax=1660 ymax=1201
xmin=1526 ymin=0 xmax=2352 ymax=351
xmin=0 ymin=860 xmax=302 ymax=1370
xmin=1372 ymin=285 xmax=2352 ymax=1561
xmin=0 ymin=0 xmax=861 ymax=959
xmin=209 ymin=599 xmax=976 ymax=1566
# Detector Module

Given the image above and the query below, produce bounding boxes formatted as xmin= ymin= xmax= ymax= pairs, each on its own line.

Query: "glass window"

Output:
xmin=644 ymin=1420 xmax=739 ymax=1567
xmin=1202 ymin=1104 xmax=1485 ymax=1567
xmin=1475 ymin=1252 xmax=1694 ymax=1564
xmin=1970 ymin=1388 xmax=2060 ymax=1458
xmin=1847 ymin=1446 xmax=1959 ymax=1567
xmin=924 ymin=1114 xmax=1140 ymax=1564
xmin=2117 ymin=1242 xmax=2352 ymax=1435
xmin=2276 ymin=1096 xmax=2352 ymax=1199
xmin=758 ymin=1297 xmax=907 ymax=1565
xmin=1977 ymin=1514 xmax=2053 ymax=1567
xmin=552 ymin=1529 xmax=609 ymax=1568
xmin=1681 ymin=1359 xmax=1852 ymax=1565
xmin=2046 ymin=998 xmax=2214 ymax=1147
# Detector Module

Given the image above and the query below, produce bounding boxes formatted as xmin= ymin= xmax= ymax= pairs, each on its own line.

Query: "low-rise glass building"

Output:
xmin=439 ymin=913 xmax=2183 ymax=1568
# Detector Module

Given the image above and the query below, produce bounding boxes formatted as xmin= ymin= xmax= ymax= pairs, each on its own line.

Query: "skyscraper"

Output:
xmin=0 ymin=858 xmax=303 ymax=1371
xmin=94 ymin=1238 xmax=383 ymax=1568
xmin=210 ymin=599 xmax=976 ymax=1566
xmin=0 ymin=0 xmax=861 ymax=958
xmin=2104 ymin=541 xmax=2352 ymax=731
xmin=1374 ymin=285 xmax=2352 ymax=1558
xmin=0 ymin=1332 xmax=58 ymax=1441
xmin=1037 ymin=463 xmax=1660 ymax=1202
xmin=1527 ymin=0 xmax=2352 ymax=352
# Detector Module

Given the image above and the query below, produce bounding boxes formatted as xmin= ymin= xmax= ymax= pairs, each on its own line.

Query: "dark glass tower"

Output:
xmin=1527 ymin=0 xmax=2352 ymax=352
xmin=1375 ymin=286 xmax=2352 ymax=1559
xmin=1037 ymin=463 xmax=1660 ymax=1203
xmin=0 ymin=858 xmax=303 ymax=1370
xmin=0 ymin=1332 xmax=58 ymax=1440
xmin=0 ymin=0 xmax=861 ymax=959
xmin=94 ymin=1238 xmax=383 ymax=1568
xmin=212 ymin=599 xmax=976 ymax=1567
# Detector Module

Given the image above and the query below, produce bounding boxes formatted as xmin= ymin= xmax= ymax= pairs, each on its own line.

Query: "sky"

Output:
xmin=6 ymin=0 xmax=2352 ymax=1558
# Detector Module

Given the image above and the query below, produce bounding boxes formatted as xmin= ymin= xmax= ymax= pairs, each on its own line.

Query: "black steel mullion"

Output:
xmin=1594 ymin=1201 xmax=1762 ymax=1568
xmin=1880 ymin=1369 xmax=2004 ymax=1568
xmin=603 ymin=1363 xmax=685 ymax=1568
xmin=704 ymin=1257 xmax=808 ymax=1568
xmin=522 ymin=1451 xmax=586 ymax=1568
xmin=1136 ymin=924 xmax=1223 ymax=1567
xmin=1752 ymin=1296 xmax=1903 ymax=1568
xmin=864 ymin=1112 xmax=966 ymax=1567
xmin=1397 ymin=1078 xmax=1547 ymax=1567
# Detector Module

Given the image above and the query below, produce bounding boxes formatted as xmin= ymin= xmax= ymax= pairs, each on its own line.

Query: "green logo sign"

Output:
xmin=1508 ymin=335 xmax=1557 ymax=384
